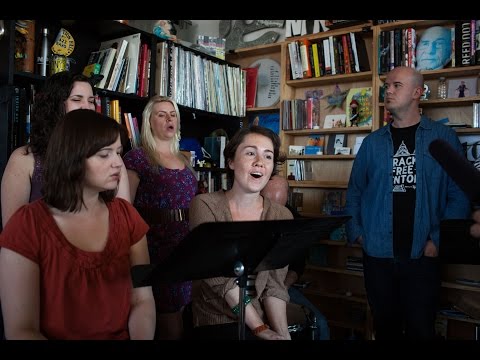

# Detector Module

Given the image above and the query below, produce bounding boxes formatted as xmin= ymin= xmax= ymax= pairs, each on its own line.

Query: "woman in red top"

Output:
xmin=0 ymin=109 xmax=155 ymax=339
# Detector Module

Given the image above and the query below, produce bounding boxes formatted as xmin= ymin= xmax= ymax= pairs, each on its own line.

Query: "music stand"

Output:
xmin=131 ymin=216 xmax=351 ymax=340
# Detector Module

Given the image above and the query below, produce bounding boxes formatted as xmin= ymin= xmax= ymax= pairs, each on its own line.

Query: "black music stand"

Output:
xmin=131 ymin=216 xmax=351 ymax=340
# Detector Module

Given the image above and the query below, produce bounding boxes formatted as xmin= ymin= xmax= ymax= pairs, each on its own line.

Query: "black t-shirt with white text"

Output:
xmin=391 ymin=122 xmax=419 ymax=259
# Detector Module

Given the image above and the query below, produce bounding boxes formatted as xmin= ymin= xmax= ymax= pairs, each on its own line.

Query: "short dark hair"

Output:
xmin=29 ymin=71 xmax=94 ymax=158
xmin=42 ymin=109 xmax=126 ymax=212
xmin=224 ymin=126 xmax=286 ymax=184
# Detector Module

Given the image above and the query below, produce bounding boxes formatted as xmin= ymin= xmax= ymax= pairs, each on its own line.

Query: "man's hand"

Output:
xmin=355 ymin=236 xmax=364 ymax=245
xmin=284 ymin=270 xmax=298 ymax=289
xmin=424 ymin=239 xmax=438 ymax=257
xmin=470 ymin=209 xmax=480 ymax=239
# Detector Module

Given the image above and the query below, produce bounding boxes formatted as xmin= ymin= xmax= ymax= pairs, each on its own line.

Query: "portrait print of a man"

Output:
xmin=416 ymin=26 xmax=452 ymax=71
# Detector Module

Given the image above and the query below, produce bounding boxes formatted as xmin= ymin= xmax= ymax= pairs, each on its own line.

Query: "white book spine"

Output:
xmin=107 ymin=40 xmax=128 ymax=91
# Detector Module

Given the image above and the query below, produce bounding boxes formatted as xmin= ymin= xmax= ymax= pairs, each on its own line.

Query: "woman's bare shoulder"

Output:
xmin=6 ymin=146 xmax=35 ymax=174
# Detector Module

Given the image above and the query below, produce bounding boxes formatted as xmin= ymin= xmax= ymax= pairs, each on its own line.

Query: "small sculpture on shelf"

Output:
xmin=219 ymin=20 xmax=285 ymax=51
xmin=420 ymin=83 xmax=430 ymax=101
xmin=153 ymin=20 xmax=177 ymax=41
xmin=322 ymin=84 xmax=348 ymax=110
xmin=348 ymin=99 xmax=359 ymax=127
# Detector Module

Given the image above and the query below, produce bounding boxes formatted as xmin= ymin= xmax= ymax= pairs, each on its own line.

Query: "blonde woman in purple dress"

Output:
xmin=123 ymin=96 xmax=197 ymax=340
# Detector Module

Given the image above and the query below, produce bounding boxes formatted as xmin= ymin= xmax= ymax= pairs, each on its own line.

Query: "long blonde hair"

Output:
xmin=141 ymin=96 xmax=181 ymax=164
xmin=140 ymin=96 xmax=194 ymax=171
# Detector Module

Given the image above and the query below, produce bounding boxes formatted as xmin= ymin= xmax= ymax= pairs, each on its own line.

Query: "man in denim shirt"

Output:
xmin=346 ymin=66 xmax=470 ymax=340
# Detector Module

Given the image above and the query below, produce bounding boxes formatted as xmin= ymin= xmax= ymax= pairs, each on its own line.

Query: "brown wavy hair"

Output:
xmin=224 ymin=125 xmax=286 ymax=185
xmin=42 ymin=109 xmax=126 ymax=212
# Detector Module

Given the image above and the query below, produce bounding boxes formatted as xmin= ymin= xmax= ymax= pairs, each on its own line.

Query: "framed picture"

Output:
xmin=323 ymin=114 xmax=346 ymax=128
xmin=326 ymin=134 xmax=348 ymax=155
xmin=447 ymin=77 xmax=478 ymax=99
xmin=248 ymin=112 xmax=280 ymax=134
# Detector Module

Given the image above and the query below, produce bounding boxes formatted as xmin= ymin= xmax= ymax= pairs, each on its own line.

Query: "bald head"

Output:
xmin=387 ymin=66 xmax=424 ymax=89
xmin=261 ymin=175 xmax=289 ymax=206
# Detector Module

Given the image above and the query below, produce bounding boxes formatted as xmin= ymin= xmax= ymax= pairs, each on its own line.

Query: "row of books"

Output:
xmin=378 ymin=27 xmax=417 ymax=73
xmin=322 ymin=190 xmax=345 ymax=215
xmin=84 ymin=33 xmax=151 ymax=97
xmin=8 ymin=85 xmax=34 ymax=154
xmin=281 ymin=86 xmax=373 ymax=131
xmin=287 ymin=32 xmax=370 ymax=80
xmin=287 ymin=191 xmax=304 ymax=213
xmin=196 ymin=35 xmax=226 ymax=60
xmin=473 ymin=103 xmax=480 ymax=128
xmin=93 ymin=95 xmax=140 ymax=149
xmin=282 ymin=98 xmax=315 ymax=131
xmin=286 ymin=159 xmax=313 ymax=181
xmin=155 ymin=41 xmax=245 ymax=117
xmin=346 ymin=256 xmax=363 ymax=272
xmin=378 ymin=21 xmax=480 ymax=74
xmin=196 ymin=170 xmax=228 ymax=194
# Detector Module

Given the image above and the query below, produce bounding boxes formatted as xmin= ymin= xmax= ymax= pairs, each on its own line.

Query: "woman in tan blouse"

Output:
xmin=188 ymin=125 xmax=292 ymax=340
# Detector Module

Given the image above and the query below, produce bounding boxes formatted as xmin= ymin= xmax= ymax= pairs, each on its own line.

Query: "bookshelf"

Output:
xmin=0 ymin=20 xmax=156 ymax=177
xmin=229 ymin=19 xmax=480 ymax=340
xmin=0 ymin=20 xmax=244 ymax=188
xmin=374 ymin=20 xmax=480 ymax=340
xmin=228 ymin=25 xmax=375 ymax=339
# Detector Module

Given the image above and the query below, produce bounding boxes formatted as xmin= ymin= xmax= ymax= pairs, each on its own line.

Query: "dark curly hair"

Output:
xmin=27 ymin=71 xmax=94 ymax=158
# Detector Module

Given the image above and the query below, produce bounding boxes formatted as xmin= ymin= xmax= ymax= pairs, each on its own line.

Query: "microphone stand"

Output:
xmin=234 ymin=261 xmax=247 ymax=340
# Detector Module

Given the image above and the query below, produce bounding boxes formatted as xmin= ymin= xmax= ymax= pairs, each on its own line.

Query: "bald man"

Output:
xmin=260 ymin=175 xmax=289 ymax=207
xmin=261 ymin=175 xmax=330 ymax=340
xmin=346 ymin=66 xmax=470 ymax=339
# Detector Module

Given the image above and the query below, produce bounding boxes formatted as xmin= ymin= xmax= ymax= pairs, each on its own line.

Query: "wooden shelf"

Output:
xmin=380 ymin=96 xmax=480 ymax=108
xmin=227 ymin=42 xmax=282 ymax=58
xmin=286 ymin=71 xmax=373 ymax=87
xmin=303 ymin=288 xmax=367 ymax=304
xmin=374 ymin=20 xmax=453 ymax=31
xmin=283 ymin=127 xmax=371 ymax=135
xmin=455 ymin=128 xmax=480 ymax=134
xmin=437 ymin=313 xmax=480 ymax=325
xmin=288 ymin=22 xmax=373 ymax=43
xmin=246 ymin=105 xmax=279 ymax=113
xmin=287 ymin=154 xmax=355 ymax=160
xmin=379 ymin=65 xmax=480 ymax=81
xmin=288 ymin=180 xmax=348 ymax=189
xmin=441 ymin=281 xmax=480 ymax=293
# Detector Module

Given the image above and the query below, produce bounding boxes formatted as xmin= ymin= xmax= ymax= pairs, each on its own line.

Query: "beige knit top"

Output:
xmin=188 ymin=190 xmax=293 ymax=327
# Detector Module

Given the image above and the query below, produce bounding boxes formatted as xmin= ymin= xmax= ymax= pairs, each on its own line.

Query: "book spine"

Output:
xmin=341 ymin=34 xmax=351 ymax=74
xmin=24 ymin=20 xmax=35 ymax=73
xmin=328 ymin=36 xmax=336 ymax=75
xmin=299 ymin=38 xmax=312 ymax=78
xmin=311 ymin=43 xmax=320 ymax=78
xmin=323 ymin=39 xmax=332 ymax=75
xmin=456 ymin=20 xmax=472 ymax=67
xmin=476 ymin=21 xmax=480 ymax=65
xmin=471 ymin=20 xmax=476 ymax=65
xmin=451 ymin=27 xmax=456 ymax=67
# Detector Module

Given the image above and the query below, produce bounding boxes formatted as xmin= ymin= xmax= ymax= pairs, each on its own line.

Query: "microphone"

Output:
xmin=429 ymin=139 xmax=480 ymax=203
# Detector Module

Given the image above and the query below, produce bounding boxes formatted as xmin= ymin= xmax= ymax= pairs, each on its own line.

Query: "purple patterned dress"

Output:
xmin=123 ymin=147 xmax=197 ymax=313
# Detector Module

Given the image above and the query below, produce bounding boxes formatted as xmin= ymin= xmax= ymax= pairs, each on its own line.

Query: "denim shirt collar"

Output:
xmin=379 ymin=115 xmax=432 ymax=136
